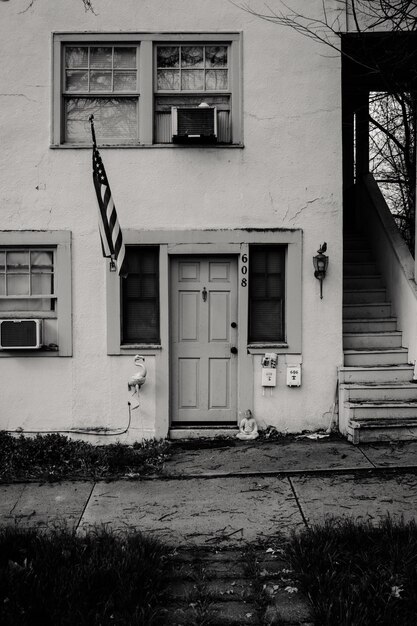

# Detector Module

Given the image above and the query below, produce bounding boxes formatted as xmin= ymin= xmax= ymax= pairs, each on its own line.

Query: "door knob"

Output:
xmin=230 ymin=346 xmax=238 ymax=355
xmin=231 ymin=322 xmax=237 ymax=328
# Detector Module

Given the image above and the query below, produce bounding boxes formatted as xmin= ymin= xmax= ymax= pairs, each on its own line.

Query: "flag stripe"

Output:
xmin=92 ymin=145 xmax=126 ymax=276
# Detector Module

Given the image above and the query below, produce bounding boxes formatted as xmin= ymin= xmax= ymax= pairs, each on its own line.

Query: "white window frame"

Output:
xmin=52 ymin=32 xmax=242 ymax=147
xmin=0 ymin=231 xmax=72 ymax=357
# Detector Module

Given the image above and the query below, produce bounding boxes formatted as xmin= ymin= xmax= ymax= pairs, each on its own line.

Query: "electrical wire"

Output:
xmin=4 ymin=402 xmax=133 ymax=437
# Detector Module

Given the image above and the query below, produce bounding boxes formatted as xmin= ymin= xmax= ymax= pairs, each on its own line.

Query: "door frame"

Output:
xmin=169 ymin=254 xmax=240 ymax=426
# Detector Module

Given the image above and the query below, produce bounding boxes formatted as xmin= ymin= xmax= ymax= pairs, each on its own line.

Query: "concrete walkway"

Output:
xmin=1 ymin=439 xmax=417 ymax=543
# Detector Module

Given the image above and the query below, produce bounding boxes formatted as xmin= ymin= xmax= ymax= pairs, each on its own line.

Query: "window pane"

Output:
xmin=65 ymin=97 xmax=138 ymax=143
xmin=90 ymin=70 xmax=112 ymax=91
xmin=32 ymin=274 xmax=53 ymax=295
xmin=66 ymin=46 xmax=88 ymax=68
xmin=90 ymin=47 xmax=112 ymax=68
xmin=206 ymin=69 xmax=228 ymax=90
xmin=7 ymin=275 xmax=30 ymax=296
xmin=0 ymin=252 xmax=5 ymax=272
xmin=0 ymin=298 xmax=52 ymax=312
xmin=0 ymin=275 xmax=4 ymax=295
xmin=267 ymin=276 xmax=283 ymax=298
xmin=31 ymin=251 xmax=53 ymax=272
xmin=157 ymin=69 xmax=180 ymax=90
xmin=181 ymin=70 xmax=204 ymax=91
xmin=206 ymin=46 xmax=227 ymax=68
xmin=114 ymin=71 xmax=137 ymax=92
xmin=66 ymin=70 xmax=88 ymax=92
xmin=123 ymin=301 xmax=159 ymax=343
xmin=250 ymin=300 xmax=283 ymax=342
xmin=181 ymin=46 xmax=204 ymax=68
xmin=157 ymin=46 xmax=179 ymax=68
xmin=7 ymin=252 xmax=29 ymax=272
xmin=114 ymin=47 xmax=136 ymax=68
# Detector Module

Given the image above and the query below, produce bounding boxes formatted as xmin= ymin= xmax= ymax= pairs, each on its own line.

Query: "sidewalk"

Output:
xmin=1 ymin=438 xmax=417 ymax=541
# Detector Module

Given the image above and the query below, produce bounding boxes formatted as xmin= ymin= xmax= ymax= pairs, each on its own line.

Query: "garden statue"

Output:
xmin=236 ymin=410 xmax=259 ymax=440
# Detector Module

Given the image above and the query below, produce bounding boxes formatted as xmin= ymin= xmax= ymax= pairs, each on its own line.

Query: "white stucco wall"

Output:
xmin=0 ymin=0 xmax=343 ymax=441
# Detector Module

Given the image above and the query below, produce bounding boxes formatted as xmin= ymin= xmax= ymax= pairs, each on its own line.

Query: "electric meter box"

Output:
xmin=287 ymin=366 xmax=301 ymax=387
xmin=262 ymin=368 xmax=277 ymax=387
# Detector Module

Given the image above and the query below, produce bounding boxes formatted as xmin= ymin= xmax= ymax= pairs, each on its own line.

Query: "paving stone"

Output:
xmin=80 ymin=476 xmax=303 ymax=544
xmin=161 ymin=601 xmax=260 ymax=625
xmin=170 ymin=560 xmax=248 ymax=580
xmin=9 ymin=481 xmax=93 ymax=529
xmin=360 ymin=441 xmax=417 ymax=467
xmin=291 ymin=473 xmax=417 ymax=525
xmin=264 ymin=589 xmax=313 ymax=625
xmin=164 ymin=439 xmax=371 ymax=477
xmin=165 ymin=577 xmax=254 ymax=601
xmin=0 ymin=483 xmax=26 ymax=524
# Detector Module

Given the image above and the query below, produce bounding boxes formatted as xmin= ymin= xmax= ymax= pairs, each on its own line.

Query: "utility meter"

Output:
xmin=261 ymin=353 xmax=278 ymax=387
xmin=287 ymin=365 xmax=301 ymax=387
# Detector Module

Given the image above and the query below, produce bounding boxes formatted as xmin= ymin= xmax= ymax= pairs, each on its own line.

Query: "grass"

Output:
xmin=288 ymin=516 xmax=417 ymax=626
xmin=0 ymin=431 xmax=171 ymax=482
xmin=0 ymin=526 xmax=168 ymax=626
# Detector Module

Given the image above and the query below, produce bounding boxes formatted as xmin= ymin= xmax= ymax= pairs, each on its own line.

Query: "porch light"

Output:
xmin=313 ymin=242 xmax=328 ymax=299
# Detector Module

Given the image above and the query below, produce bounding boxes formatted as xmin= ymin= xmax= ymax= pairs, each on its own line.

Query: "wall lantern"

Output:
xmin=313 ymin=242 xmax=328 ymax=299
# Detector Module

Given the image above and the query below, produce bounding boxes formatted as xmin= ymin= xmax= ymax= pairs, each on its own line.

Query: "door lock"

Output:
xmin=230 ymin=346 xmax=238 ymax=355
xmin=202 ymin=287 xmax=207 ymax=302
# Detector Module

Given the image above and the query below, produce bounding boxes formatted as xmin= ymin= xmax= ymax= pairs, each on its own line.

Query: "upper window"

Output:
xmin=52 ymin=33 xmax=242 ymax=147
xmin=63 ymin=45 xmax=139 ymax=145
xmin=248 ymin=246 xmax=285 ymax=344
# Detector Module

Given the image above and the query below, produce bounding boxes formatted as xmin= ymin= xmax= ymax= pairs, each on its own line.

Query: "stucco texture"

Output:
xmin=0 ymin=0 xmax=343 ymax=440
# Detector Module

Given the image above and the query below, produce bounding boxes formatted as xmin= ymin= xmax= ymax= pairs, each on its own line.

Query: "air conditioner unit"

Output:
xmin=172 ymin=105 xmax=217 ymax=144
xmin=0 ymin=319 xmax=43 ymax=350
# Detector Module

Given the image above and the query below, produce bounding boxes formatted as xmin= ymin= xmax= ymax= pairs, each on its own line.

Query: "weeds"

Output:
xmin=0 ymin=432 xmax=171 ymax=482
xmin=288 ymin=516 xmax=417 ymax=626
xmin=0 ymin=525 xmax=168 ymax=625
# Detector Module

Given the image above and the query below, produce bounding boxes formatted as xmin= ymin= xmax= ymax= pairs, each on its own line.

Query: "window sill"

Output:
xmin=118 ymin=344 xmax=162 ymax=356
xmin=50 ymin=143 xmax=244 ymax=150
xmin=247 ymin=343 xmax=289 ymax=355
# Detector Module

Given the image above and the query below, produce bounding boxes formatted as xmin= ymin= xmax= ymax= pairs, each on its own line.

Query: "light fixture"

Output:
xmin=313 ymin=242 xmax=328 ymax=299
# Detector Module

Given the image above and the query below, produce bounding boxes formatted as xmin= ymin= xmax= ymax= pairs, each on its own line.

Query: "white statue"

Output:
xmin=236 ymin=409 xmax=259 ymax=440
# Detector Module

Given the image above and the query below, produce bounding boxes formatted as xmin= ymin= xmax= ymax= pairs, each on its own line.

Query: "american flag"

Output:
xmin=91 ymin=118 xmax=126 ymax=276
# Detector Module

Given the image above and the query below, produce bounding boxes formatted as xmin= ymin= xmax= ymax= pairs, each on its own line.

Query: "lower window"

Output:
xmin=248 ymin=245 xmax=285 ymax=343
xmin=121 ymin=246 xmax=160 ymax=344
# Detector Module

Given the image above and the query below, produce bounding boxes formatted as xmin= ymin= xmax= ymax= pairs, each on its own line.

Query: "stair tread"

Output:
xmin=343 ymin=318 xmax=396 ymax=322
xmin=344 ymin=348 xmax=407 ymax=353
xmin=340 ymin=365 xmax=413 ymax=370
xmin=349 ymin=401 xmax=417 ymax=407
xmin=341 ymin=382 xmax=417 ymax=388
xmin=343 ymin=331 xmax=402 ymax=336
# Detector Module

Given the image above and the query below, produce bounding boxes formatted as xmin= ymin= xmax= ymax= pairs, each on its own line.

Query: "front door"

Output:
xmin=170 ymin=256 xmax=238 ymax=425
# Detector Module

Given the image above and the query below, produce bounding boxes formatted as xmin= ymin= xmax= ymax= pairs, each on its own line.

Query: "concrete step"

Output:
xmin=344 ymin=262 xmax=378 ymax=276
xmin=339 ymin=365 xmax=414 ymax=384
xmin=343 ymin=318 xmax=397 ymax=333
xmin=343 ymin=289 xmax=387 ymax=304
xmin=343 ymin=249 xmax=374 ymax=263
xmin=344 ymin=275 xmax=384 ymax=290
xmin=342 ymin=383 xmax=417 ymax=402
xmin=348 ymin=401 xmax=417 ymax=420
xmin=343 ymin=331 xmax=403 ymax=350
xmin=344 ymin=236 xmax=369 ymax=250
xmin=344 ymin=348 xmax=409 ymax=366
xmin=348 ymin=417 xmax=417 ymax=444
xmin=343 ymin=302 xmax=392 ymax=319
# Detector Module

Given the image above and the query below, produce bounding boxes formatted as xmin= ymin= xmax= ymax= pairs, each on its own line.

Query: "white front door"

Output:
xmin=170 ymin=256 xmax=238 ymax=424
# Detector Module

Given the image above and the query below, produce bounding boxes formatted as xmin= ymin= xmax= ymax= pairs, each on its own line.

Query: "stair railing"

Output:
xmin=359 ymin=174 xmax=417 ymax=369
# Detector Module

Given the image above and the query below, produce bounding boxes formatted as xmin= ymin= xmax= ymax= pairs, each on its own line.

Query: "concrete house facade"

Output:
xmin=0 ymin=0 xmax=360 ymax=444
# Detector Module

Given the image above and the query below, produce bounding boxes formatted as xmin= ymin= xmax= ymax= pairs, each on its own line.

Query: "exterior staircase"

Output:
xmin=339 ymin=233 xmax=417 ymax=444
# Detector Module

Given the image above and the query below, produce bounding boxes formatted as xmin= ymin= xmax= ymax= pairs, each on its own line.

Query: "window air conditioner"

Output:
xmin=172 ymin=105 xmax=217 ymax=144
xmin=0 ymin=319 xmax=43 ymax=350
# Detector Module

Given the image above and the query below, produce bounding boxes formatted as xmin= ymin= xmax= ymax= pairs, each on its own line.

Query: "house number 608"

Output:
xmin=241 ymin=254 xmax=248 ymax=287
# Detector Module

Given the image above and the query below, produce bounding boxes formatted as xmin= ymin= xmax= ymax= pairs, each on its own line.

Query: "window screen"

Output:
xmin=121 ymin=247 xmax=160 ymax=344
xmin=249 ymin=246 xmax=285 ymax=343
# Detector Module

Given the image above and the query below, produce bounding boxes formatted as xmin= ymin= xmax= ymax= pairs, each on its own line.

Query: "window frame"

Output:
xmin=0 ymin=231 xmax=72 ymax=357
xmin=52 ymin=32 xmax=242 ymax=148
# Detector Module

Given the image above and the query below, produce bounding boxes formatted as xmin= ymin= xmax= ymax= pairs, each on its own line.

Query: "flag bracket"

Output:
xmin=109 ymin=258 xmax=117 ymax=272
